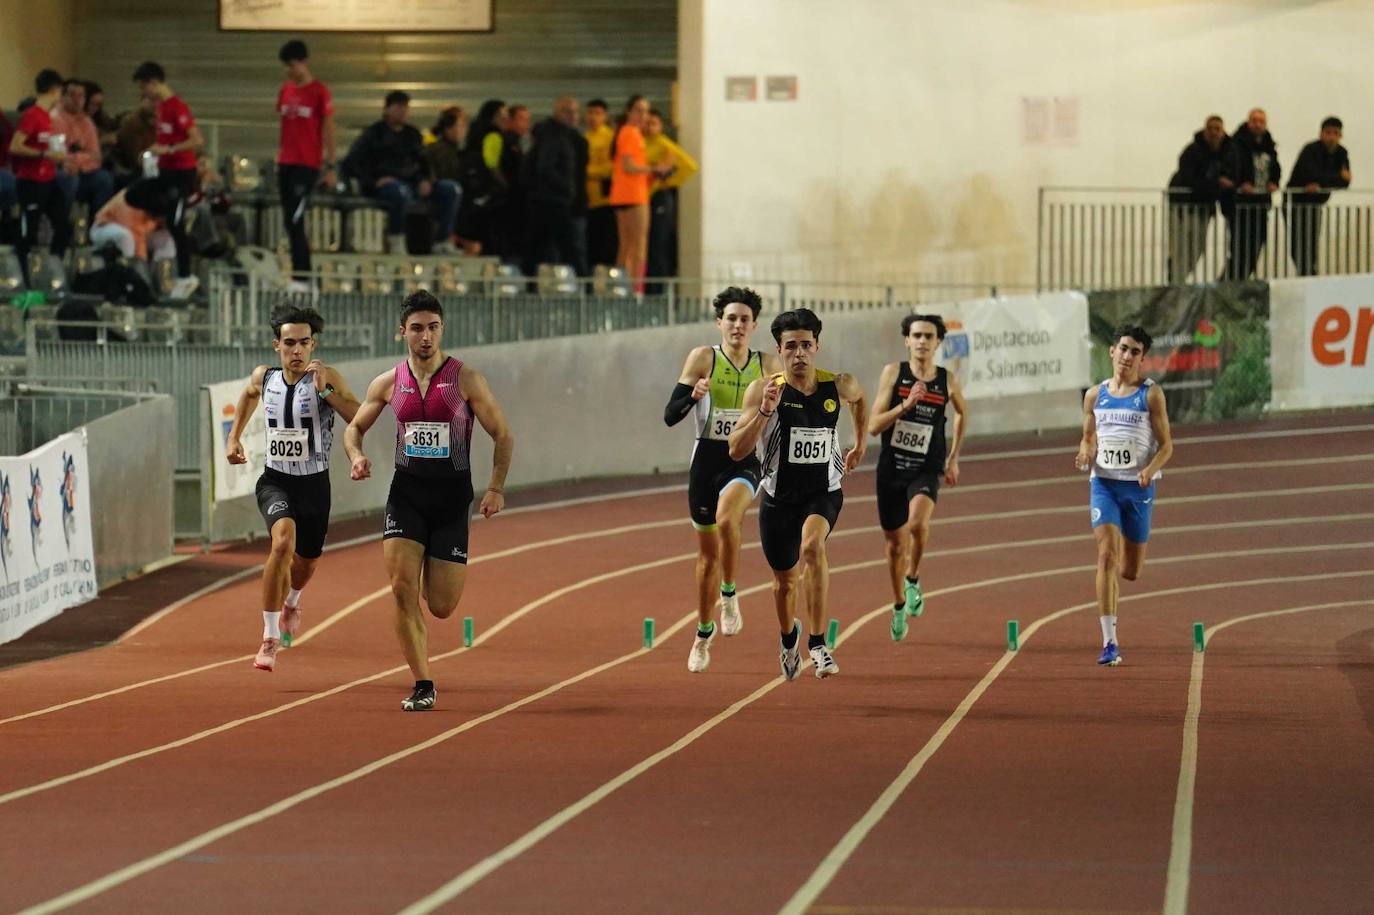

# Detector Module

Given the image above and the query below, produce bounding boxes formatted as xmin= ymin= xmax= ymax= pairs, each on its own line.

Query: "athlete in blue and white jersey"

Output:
xmin=1074 ymin=324 xmax=1174 ymax=667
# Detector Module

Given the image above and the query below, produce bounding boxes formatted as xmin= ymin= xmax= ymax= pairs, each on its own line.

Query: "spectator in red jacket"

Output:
xmin=8 ymin=69 xmax=75 ymax=279
xmin=134 ymin=60 xmax=203 ymax=295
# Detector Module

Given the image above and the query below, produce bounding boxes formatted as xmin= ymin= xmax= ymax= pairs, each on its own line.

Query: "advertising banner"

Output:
xmin=0 ymin=431 xmax=99 ymax=645
xmin=1087 ymin=283 xmax=1271 ymax=422
xmin=1270 ymin=275 xmax=1374 ymax=411
xmin=207 ymin=377 xmax=265 ymax=503
xmin=934 ymin=291 xmax=1092 ymax=398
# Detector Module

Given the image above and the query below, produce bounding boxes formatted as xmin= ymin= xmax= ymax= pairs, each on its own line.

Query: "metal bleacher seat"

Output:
xmin=25 ymin=253 xmax=69 ymax=298
xmin=593 ymin=265 xmax=632 ymax=297
xmin=97 ymin=303 xmax=140 ymax=341
xmin=537 ymin=264 xmax=579 ymax=296
xmin=484 ymin=262 xmax=525 ymax=297
xmin=69 ymin=246 xmax=101 ymax=278
xmin=0 ymin=246 xmax=24 ymax=300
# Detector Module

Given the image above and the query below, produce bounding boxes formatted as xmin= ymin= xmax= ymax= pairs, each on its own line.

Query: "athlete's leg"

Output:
xmin=262 ymin=518 xmax=296 ymax=613
xmin=422 ymin=556 xmax=468 ymax=620
xmin=1121 ymin=540 xmax=1147 ymax=581
xmin=799 ymin=514 xmax=833 ymax=638
xmin=716 ymin=481 xmax=754 ymax=591
xmin=384 ymin=538 xmax=431 ymax=680
xmin=771 ymin=566 xmax=798 ymax=632
xmin=288 ymin=555 xmax=318 ymax=591
xmin=904 ymin=495 xmax=937 ymax=579
xmin=1095 ymin=523 xmax=1122 ymax=616
xmin=882 ymin=528 xmax=906 ymax=604
xmin=694 ymin=526 xmax=721 ymax=627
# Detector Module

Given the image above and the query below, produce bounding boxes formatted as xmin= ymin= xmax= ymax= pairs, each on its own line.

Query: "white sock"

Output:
xmin=1099 ymin=615 xmax=1117 ymax=647
xmin=285 ymin=588 xmax=303 ymax=609
xmin=263 ymin=610 xmax=281 ymax=640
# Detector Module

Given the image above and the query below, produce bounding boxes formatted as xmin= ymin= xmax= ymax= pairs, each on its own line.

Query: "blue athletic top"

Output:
xmin=1091 ymin=378 xmax=1160 ymax=482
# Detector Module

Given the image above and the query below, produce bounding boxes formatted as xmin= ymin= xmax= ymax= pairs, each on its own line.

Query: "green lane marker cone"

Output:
xmin=826 ymin=619 xmax=839 ymax=649
xmin=463 ymin=616 xmax=474 ymax=648
xmin=642 ymin=617 xmax=655 ymax=649
xmin=1007 ymin=620 xmax=1020 ymax=651
xmin=1193 ymin=622 xmax=1205 ymax=653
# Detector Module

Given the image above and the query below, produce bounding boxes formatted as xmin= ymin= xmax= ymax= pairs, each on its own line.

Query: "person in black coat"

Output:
xmin=1219 ymin=108 xmax=1281 ymax=279
xmin=1167 ymin=115 xmax=1230 ymax=282
xmin=521 ymin=96 xmax=589 ymax=278
xmin=1285 ymin=116 xmax=1352 ymax=276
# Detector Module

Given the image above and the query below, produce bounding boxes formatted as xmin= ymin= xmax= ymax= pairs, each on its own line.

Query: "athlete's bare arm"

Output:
xmin=225 ymin=365 xmax=268 ymax=465
xmin=1074 ymin=384 xmax=1101 ymax=471
xmin=304 ymin=363 xmax=362 ymax=424
xmin=665 ymin=346 xmax=713 ymax=426
xmin=1137 ymin=383 xmax=1174 ymax=488
xmin=866 ymin=362 xmax=918 ymax=436
xmin=728 ymin=376 xmax=781 ymax=461
xmin=459 ymin=365 xmax=515 ymax=519
xmin=344 ymin=368 xmax=396 ymax=481
xmin=835 ymin=372 xmax=868 ymax=473
xmin=760 ymin=352 xmax=784 ymax=377
xmin=944 ymin=371 xmax=969 ymax=485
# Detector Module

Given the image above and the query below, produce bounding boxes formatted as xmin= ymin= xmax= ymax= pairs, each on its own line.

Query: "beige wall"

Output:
xmin=0 ymin=0 xmax=75 ymax=108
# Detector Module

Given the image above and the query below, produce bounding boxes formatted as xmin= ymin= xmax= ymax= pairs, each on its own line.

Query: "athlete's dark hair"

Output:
xmin=586 ymin=98 xmax=608 ymax=111
xmin=384 ymin=89 xmax=410 ymax=108
xmin=901 ymin=313 xmax=947 ymax=340
xmin=131 ymin=61 xmax=166 ymax=84
xmin=399 ymin=290 xmax=444 ymax=325
xmin=713 ymin=286 xmax=762 ymax=320
xmin=1114 ymin=324 xmax=1153 ymax=352
xmin=35 ymin=69 xmax=64 ymax=94
xmin=270 ymin=303 xmax=324 ymax=339
xmin=1322 ymin=115 xmax=1343 ymax=131
xmin=770 ymin=308 xmax=823 ymax=344
xmin=279 ymin=39 xmax=309 ymax=64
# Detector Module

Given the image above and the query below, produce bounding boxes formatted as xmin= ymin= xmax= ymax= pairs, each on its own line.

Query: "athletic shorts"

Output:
xmin=876 ymin=468 xmax=942 ymax=531
xmin=758 ymin=489 xmax=844 ymax=572
xmin=384 ymin=470 xmax=475 ymax=563
xmin=1090 ymin=475 xmax=1156 ymax=543
xmin=255 ymin=468 xmax=332 ymax=559
xmin=688 ymin=447 xmax=762 ymax=530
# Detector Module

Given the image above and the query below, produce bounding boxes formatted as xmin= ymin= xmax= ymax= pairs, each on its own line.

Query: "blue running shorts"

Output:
xmin=1090 ymin=475 xmax=1156 ymax=544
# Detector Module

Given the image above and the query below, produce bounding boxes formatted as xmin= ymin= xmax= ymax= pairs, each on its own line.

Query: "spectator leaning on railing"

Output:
xmin=52 ymin=78 xmax=115 ymax=215
xmin=1285 ymin=116 xmax=1352 ymax=277
xmin=1166 ymin=115 xmax=1229 ymax=283
xmin=1219 ymin=107 xmax=1281 ymax=280
xmin=344 ymin=89 xmax=461 ymax=255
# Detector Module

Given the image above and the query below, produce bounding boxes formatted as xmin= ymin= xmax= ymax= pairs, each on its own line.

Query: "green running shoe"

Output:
xmin=904 ymin=578 xmax=924 ymax=617
xmin=890 ymin=605 xmax=908 ymax=642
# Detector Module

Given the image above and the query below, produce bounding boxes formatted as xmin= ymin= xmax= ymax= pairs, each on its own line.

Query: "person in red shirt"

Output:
xmin=7 ymin=69 xmax=74 ymax=279
xmin=276 ymin=39 xmax=337 ymax=290
xmin=133 ymin=60 xmax=203 ymax=294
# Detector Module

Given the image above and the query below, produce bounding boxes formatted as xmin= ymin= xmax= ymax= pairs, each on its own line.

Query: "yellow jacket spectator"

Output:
xmin=645 ymin=132 xmax=698 ymax=195
xmin=583 ymin=98 xmax=618 ymax=266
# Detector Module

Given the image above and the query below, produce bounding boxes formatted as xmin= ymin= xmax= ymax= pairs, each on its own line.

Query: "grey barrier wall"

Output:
xmin=85 ymin=395 xmax=176 ymax=586
xmin=203 ymin=303 xmax=1085 ymax=543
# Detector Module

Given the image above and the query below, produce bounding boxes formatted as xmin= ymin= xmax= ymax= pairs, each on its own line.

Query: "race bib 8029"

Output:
xmin=266 ymin=427 xmax=308 ymax=462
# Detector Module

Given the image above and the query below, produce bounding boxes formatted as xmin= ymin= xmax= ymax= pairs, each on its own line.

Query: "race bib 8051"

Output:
xmin=788 ymin=426 xmax=831 ymax=464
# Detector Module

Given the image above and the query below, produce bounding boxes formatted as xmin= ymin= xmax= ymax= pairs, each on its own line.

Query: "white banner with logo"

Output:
xmin=934 ymin=291 xmax=1092 ymax=397
xmin=0 ymin=431 xmax=99 ymax=645
xmin=206 ymin=376 xmax=266 ymax=503
xmin=1270 ymin=275 xmax=1374 ymax=411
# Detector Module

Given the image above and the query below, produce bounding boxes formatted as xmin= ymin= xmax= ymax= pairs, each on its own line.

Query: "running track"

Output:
xmin=1 ymin=413 xmax=1371 ymax=914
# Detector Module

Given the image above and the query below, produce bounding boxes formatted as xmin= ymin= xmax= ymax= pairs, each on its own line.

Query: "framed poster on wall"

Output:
xmin=220 ymin=0 xmax=493 ymax=32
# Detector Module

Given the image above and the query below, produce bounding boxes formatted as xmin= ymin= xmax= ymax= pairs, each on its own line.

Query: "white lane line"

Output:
xmin=396 ymin=554 xmax=1374 ymax=913
xmin=1162 ymin=598 xmax=1373 ymax=915
xmin=777 ymin=569 xmax=1374 ymax=915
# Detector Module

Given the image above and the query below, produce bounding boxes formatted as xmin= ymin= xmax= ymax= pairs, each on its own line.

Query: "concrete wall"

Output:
xmin=0 ymin=0 xmax=76 ymax=106
xmin=85 ymin=394 xmax=175 ymax=586
xmin=678 ymin=0 xmax=1374 ymax=288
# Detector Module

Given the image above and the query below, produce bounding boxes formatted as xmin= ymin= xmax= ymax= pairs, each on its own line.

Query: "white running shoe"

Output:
xmin=168 ymin=275 xmax=200 ymax=300
xmin=779 ymin=621 xmax=802 ymax=681
xmin=810 ymin=644 xmax=839 ymax=679
xmin=719 ymin=592 xmax=743 ymax=636
xmin=253 ymin=637 xmax=280 ymax=672
xmin=687 ymin=626 xmax=715 ymax=673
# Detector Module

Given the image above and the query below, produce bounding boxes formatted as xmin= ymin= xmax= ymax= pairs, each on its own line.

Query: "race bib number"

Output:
xmin=891 ymin=419 xmax=931 ymax=455
xmin=788 ymin=426 xmax=831 ymax=464
xmin=1096 ymin=437 xmax=1138 ymax=471
xmin=706 ymin=408 xmax=741 ymax=441
xmin=404 ymin=422 xmax=451 ymax=458
xmin=266 ymin=427 xmax=309 ymax=462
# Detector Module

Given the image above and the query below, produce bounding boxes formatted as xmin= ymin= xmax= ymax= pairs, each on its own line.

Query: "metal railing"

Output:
xmin=0 ymin=380 xmax=161 ymax=456
xmin=1038 ymin=187 xmax=1374 ymax=291
xmin=22 ymin=321 xmax=376 ymax=470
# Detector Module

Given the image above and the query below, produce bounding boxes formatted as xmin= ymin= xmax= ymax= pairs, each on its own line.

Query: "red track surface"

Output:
xmin=1 ymin=413 xmax=1371 ymax=914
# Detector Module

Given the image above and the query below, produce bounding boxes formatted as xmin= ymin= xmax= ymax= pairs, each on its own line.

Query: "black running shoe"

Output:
xmin=401 ymin=683 xmax=437 ymax=711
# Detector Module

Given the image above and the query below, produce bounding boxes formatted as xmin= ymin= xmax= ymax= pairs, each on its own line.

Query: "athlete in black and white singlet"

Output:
xmin=759 ymin=370 xmax=845 ymax=501
xmin=262 ymin=367 xmax=336 ymax=475
xmin=876 ymin=364 xmax=949 ymax=481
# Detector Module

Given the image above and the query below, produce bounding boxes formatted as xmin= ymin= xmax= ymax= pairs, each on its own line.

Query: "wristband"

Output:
xmin=317 ymin=383 xmax=335 ymax=400
xmin=759 ymin=408 xmax=775 ymax=417
xmin=487 ymin=487 xmax=504 ymax=494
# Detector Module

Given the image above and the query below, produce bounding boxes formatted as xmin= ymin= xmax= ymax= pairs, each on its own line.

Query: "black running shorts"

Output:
xmin=875 ymin=468 xmax=942 ymax=531
xmin=255 ymin=467 xmax=332 ymax=559
xmin=687 ymin=444 xmax=762 ymax=530
xmin=384 ymin=470 xmax=474 ymax=563
xmin=758 ymin=489 xmax=844 ymax=572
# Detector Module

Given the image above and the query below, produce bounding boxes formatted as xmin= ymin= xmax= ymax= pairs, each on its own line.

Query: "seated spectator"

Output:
xmin=522 ymin=96 xmax=588 ymax=278
xmin=186 ymin=155 xmax=245 ymax=260
xmin=1167 ymin=115 xmax=1229 ymax=283
xmin=643 ymin=107 xmax=698 ymax=288
xmin=82 ymin=80 xmax=120 ymax=169
xmin=88 ymin=177 xmax=174 ymax=262
xmin=113 ymin=96 xmax=157 ymax=188
xmin=344 ymin=90 xmax=460 ymax=254
xmin=1286 ymin=116 xmax=1351 ymax=276
xmin=52 ymin=78 xmax=115 ymax=215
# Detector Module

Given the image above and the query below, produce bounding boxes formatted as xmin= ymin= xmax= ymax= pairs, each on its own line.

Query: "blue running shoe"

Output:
xmin=1097 ymin=641 xmax=1122 ymax=666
